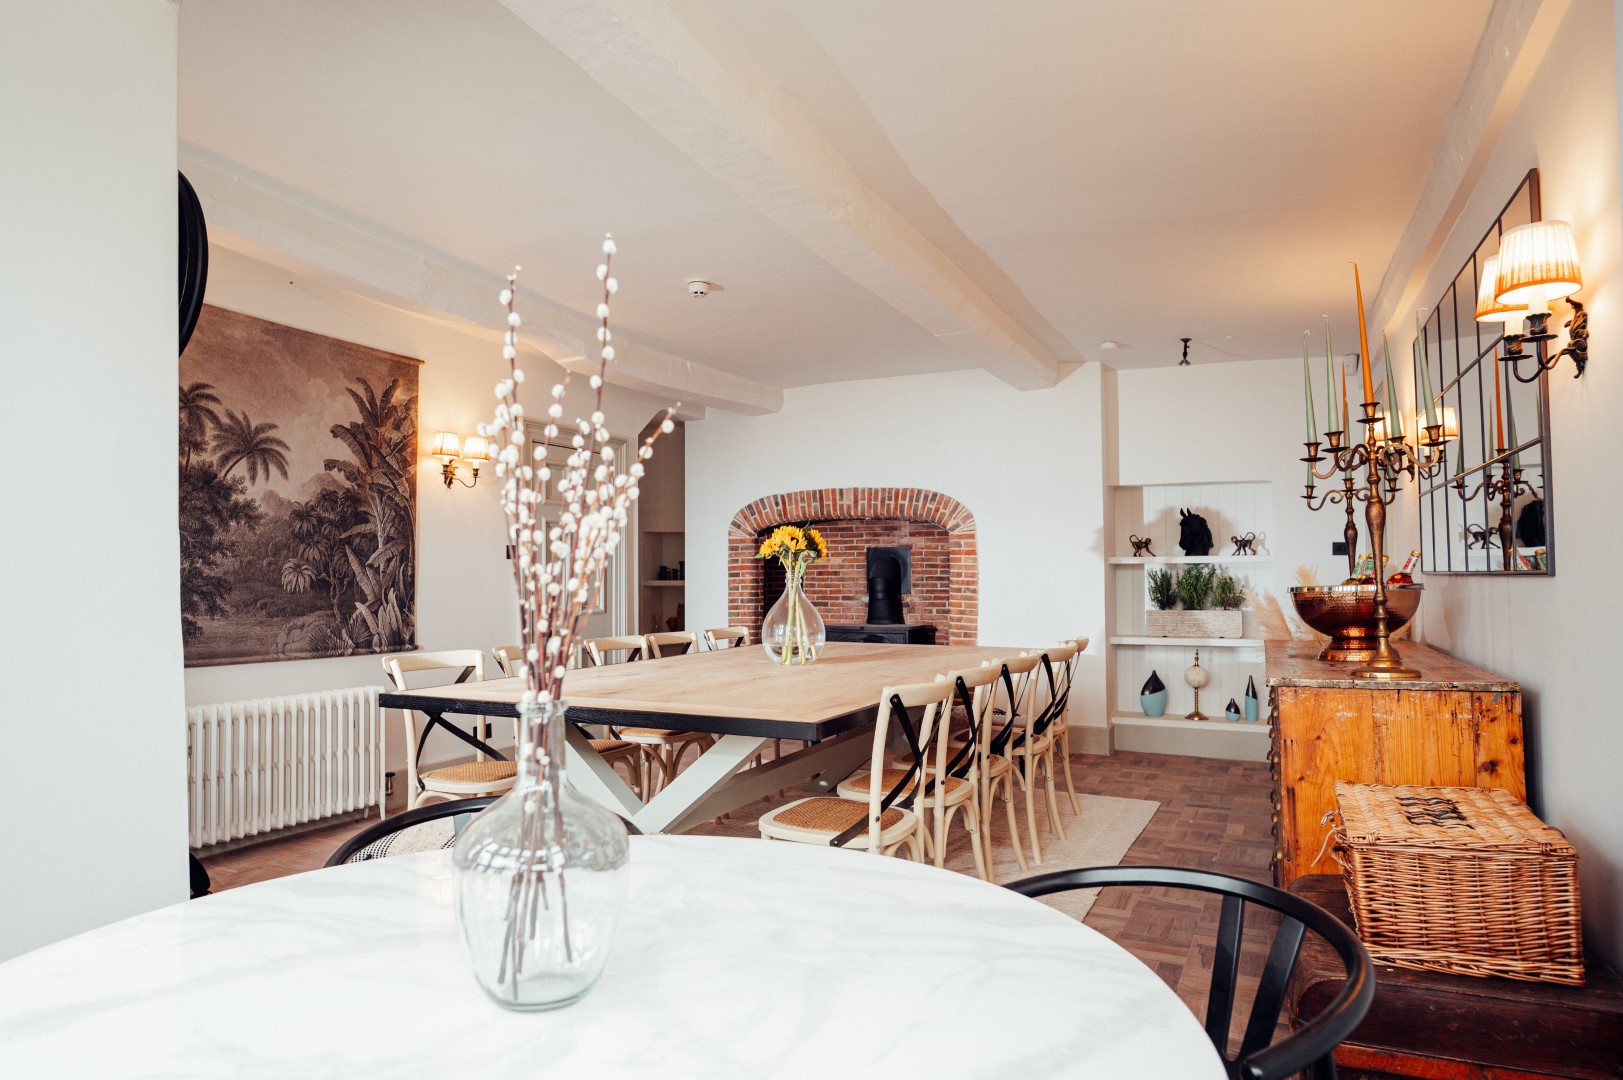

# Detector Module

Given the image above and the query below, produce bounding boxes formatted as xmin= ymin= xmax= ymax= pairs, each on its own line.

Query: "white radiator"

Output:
xmin=187 ymin=686 xmax=386 ymax=848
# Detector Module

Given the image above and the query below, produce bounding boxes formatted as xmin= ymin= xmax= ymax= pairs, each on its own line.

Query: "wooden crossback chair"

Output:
xmin=837 ymin=666 xmax=999 ymax=880
xmin=583 ymin=635 xmax=647 ymax=666
xmin=381 ymin=651 xmax=516 ymax=809
xmin=645 ymin=630 xmax=699 ymax=657
xmin=980 ymin=652 xmax=1057 ymax=863
xmin=758 ymin=679 xmax=954 ymax=858
xmin=492 ymin=644 xmax=643 ymax=795
xmin=1052 ymin=637 xmax=1089 ymax=812
xmin=583 ymin=634 xmax=708 ymax=794
xmin=702 ymin=626 xmax=750 ymax=651
xmin=1007 ymin=643 xmax=1078 ymax=841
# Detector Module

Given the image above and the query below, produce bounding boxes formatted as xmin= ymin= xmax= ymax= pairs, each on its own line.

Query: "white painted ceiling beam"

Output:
xmin=498 ymin=0 xmax=1068 ymax=391
xmin=180 ymin=147 xmax=782 ymax=416
xmin=1369 ymin=0 xmax=1568 ymax=337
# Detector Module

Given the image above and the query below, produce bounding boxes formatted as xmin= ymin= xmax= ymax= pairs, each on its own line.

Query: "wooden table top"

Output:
xmin=378 ymin=642 xmax=1015 ymax=740
xmin=1264 ymin=639 xmax=1520 ymax=691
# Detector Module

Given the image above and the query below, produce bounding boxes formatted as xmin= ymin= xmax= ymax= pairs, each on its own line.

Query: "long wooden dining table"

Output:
xmin=378 ymin=641 xmax=1011 ymax=834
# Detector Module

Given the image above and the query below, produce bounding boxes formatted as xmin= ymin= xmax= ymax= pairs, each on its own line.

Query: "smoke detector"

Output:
xmin=687 ymin=279 xmax=713 ymax=298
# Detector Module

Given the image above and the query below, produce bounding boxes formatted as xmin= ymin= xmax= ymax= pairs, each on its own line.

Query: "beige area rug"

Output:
xmin=689 ymin=779 xmax=1158 ymax=921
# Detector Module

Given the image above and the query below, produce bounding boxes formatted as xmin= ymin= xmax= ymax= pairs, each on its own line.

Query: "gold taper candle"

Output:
xmin=1353 ymin=262 xmax=1375 ymax=406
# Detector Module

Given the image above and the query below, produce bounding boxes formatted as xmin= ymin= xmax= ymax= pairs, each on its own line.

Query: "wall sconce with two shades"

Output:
xmin=429 ymin=431 xmax=492 ymax=489
xmin=1475 ymin=219 xmax=1588 ymax=381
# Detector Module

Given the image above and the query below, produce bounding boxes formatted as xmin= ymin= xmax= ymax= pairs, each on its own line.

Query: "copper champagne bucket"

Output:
xmin=1290 ymin=584 xmax=1424 ymax=663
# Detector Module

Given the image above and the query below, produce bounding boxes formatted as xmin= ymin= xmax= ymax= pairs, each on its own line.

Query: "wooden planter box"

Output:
xmin=1145 ymin=608 xmax=1244 ymax=639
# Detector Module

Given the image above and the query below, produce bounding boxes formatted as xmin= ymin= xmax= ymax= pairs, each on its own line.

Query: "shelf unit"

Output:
xmin=1111 ymin=636 xmax=1264 ymax=648
xmin=638 ymin=529 xmax=685 ymax=634
xmin=1107 ymin=481 xmax=1273 ymax=762
xmin=1107 ymin=555 xmax=1274 ymax=566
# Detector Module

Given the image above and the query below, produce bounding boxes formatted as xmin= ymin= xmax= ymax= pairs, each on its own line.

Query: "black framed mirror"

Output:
xmin=179 ymin=170 xmax=208 ymax=356
xmin=1415 ymin=169 xmax=1553 ymax=575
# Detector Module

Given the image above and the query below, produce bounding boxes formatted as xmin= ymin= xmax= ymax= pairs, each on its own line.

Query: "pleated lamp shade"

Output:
xmin=1474 ymin=255 xmax=1526 ymax=324
xmin=429 ymin=431 xmax=461 ymax=461
xmin=1495 ymin=220 xmax=1582 ymax=314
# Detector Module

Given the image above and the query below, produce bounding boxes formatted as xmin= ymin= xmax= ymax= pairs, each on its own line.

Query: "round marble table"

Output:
xmin=0 ymin=836 xmax=1222 ymax=1078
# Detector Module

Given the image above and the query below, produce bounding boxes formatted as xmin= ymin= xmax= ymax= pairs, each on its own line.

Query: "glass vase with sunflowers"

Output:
xmin=756 ymin=524 xmax=828 ymax=665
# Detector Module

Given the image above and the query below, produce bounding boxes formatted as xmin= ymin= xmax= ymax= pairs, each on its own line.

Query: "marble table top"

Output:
xmin=0 ymin=837 xmax=1222 ymax=1079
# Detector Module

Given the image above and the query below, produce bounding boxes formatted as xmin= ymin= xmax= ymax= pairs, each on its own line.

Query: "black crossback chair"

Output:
xmin=325 ymin=796 xmax=642 ymax=868
xmin=1006 ymin=865 xmax=1373 ymax=1080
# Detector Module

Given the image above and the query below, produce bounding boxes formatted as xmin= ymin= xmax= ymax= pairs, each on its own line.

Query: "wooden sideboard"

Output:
xmin=1265 ymin=640 xmax=1525 ymax=887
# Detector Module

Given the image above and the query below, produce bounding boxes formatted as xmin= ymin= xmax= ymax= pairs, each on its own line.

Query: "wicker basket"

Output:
xmin=1332 ymin=781 xmax=1583 ymax=986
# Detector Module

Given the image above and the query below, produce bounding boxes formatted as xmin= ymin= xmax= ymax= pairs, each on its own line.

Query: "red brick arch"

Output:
xmin=726 ymin=487 xmax=978 ymax=644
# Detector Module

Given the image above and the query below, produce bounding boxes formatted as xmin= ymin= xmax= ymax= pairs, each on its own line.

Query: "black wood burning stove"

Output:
xmin=825 ymin=545 xmax=936 ymax=645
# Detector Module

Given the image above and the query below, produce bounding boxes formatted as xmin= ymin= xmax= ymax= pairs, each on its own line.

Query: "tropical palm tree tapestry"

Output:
xmin=179 ymin=304 xmax=420 ymax=665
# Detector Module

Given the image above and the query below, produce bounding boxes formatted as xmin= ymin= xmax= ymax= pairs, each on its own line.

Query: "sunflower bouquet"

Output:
xmin=756 ymin=524 xmax=828 ymax=665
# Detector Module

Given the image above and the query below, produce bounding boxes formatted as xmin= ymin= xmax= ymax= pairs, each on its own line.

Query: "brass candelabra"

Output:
xmin=1302 ymin=401 xmax=1448 ymax=680
xmin=1451 ymin=452 xmax=1537 ymax=571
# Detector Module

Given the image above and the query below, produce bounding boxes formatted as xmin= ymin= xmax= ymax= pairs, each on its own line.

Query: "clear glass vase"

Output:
xmin=761 ymin=565 xmax=826 ymax=665
xmin=452 ymin=697 xmax=629 ymax=1010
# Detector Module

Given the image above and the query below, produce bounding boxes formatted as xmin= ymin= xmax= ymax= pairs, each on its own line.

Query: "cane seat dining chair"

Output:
xmin=1053 ymin=637 xmax=1090 ymax=813
xmin=583 ymin=635 xmax=648 ymax=666
xmin=702 ymin=626 xmax=750 ymax=651
xmin=758 ymin=679 xmax=953 ymax=859
xmin=703 ymin=625 xmax=791 ymax=762
xmin=949 ymin=657 xmax=1034 ymax=872
xmin=835 ymin=666 xmax=998 ymax=880
xmin=381 ymin=652 xmax=517 ymax=810
xmin=492 ymin=644 xmax=642 ymax=795
xmin=1009 ymin=643 xmax=1078 ymax=843
xmin=644 ymin=630 xmax=699 ymax=657
xmin=581 ymin=634 xmax=708 ymax=794
xmin=983 ymin=652 xmax=1065 ymax=864
xmin=1006 ymin=866 xmax=1375 ymax=1080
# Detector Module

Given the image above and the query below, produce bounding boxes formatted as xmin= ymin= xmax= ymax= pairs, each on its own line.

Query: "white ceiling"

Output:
xmin=179 ymin=0 xmax=1492 ymax=403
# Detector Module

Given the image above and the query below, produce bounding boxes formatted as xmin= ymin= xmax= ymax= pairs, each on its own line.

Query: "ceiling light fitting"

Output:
xmin=1179 ymin=337 xmax=1192 ymax=366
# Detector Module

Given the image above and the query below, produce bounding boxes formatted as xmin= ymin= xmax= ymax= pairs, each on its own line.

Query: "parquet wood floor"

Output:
xmin=201 ymin=750 xmax=1277 ymax=1037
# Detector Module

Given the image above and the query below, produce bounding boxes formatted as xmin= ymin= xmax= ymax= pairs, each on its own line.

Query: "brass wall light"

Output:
xmin=429 ymin=431 xmax=491 ymax=489
xmin=1489 ymin=220 xmax=1588 ymax=380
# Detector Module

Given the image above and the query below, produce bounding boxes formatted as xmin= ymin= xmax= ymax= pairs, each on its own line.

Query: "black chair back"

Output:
xmin=326 ymin=796 xmax=643 ymax=867
xmin=325 ymin=797 xmax=501 ymax=867
xmin=1006 ymin=865 xmax=1373 ymax=1080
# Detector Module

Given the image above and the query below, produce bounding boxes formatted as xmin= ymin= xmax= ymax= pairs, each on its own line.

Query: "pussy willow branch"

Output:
xmin=480 ymin=240 xmax=678 ymax=993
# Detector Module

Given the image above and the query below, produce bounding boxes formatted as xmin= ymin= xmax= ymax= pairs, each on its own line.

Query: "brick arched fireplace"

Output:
xmin=726 ymin=487 xmax=978 ymax=644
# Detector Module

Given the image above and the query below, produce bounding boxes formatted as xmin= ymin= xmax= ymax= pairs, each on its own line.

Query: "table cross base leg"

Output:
xmin=563 ymin=725 xmax=874 ymax=835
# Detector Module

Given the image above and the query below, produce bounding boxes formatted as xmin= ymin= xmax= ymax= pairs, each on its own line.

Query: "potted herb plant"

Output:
xmin=1144 ymin=564 xmax=1245 ymax=639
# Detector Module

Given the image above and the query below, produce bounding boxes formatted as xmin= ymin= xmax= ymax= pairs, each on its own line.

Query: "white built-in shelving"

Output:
xmin=1110 ymin=636 xmax=1265 ymax=649
xmin=1106 ymin=555 xmax=1273 ymax=566
xmin=1106 ymin=481 xmax=1273 ymax=763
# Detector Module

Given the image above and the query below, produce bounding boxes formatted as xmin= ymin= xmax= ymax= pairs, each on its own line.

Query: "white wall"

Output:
xmin=0 ymin=1 xmax=185 ymax=960
xmin=1112 ymin=356 xmax=1348 ymax=594
xmin=684 ymin=365 xmax=1110 ymax=725
xmin=1378 ymin=0 xmax=1623 ymax=968
xmin=183 ymin=246 xmax=678 ymax=772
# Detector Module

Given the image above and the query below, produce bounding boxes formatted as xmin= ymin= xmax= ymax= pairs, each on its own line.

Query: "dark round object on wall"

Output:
xmin=178 ymin=170 xmax=208 ymax=355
